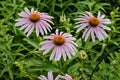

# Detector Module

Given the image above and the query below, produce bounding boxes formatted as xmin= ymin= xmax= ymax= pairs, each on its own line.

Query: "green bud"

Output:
xmin=80 ymin=50 xmax=88 ymax=60
xmin=60 ymin=14 xmax=66 ymax=23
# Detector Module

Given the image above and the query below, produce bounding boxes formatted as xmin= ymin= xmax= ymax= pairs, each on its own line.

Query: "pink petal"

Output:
xmin=40 ymin=40 xmax=53 ymax=45
xmin=55 ymin=75 xmax=65 ymax=80
xmin=60 ymin=46 xmax=66 ymax=61
xmin=15 ymin=20 xmax=29 ymax=26
xmin=99 ymin=15 xmax=105 ymax=20
xmin=97 ymin=11 xmax=101 ymax=19
xmin=98 ymin=27 xmax=108 ymax=37
xmin=31 ymin=8 xmax=34 ymax=13
xmin=27 ymin=24 xmax=34 ymax=36
xmin=60 ymin=32 xmax=63 ymax=35
xmin=43 ymin=35 xmax=54 ymax=39
xmin=43 ymin=44 xmax=54 ymax=55
xmin=91 ymin=27 xmax=95 ymax=42
xmin=63 ymin=45 xmax=71 ymax=59
xmin=40 ymin=22 xmax=48 ymax=34
xmin=42 ymin=19 xmax=54 ymax=25
xmin=86 ymin=12 xmax=94 ymax=17
xmin=36 ymin=25 xmax=39 ymax=36
xmin=15 ymin=18 xmax=29 ymax=22
xmin=40 ymin=43 xmax=54 ymax=50
xmin=64 ymin=43 xmax=76 ymax=56
xmin=38 ymin=23 xmax=44 ymax=35
xmin=24 ymin=23 xmax=33 ymax=34
xmin=48 ymin=71 xmax=53 ymax=80
xmin=18 ymin=11 xmax=29 ymax=17
xmin=76 ymin=24 xmax=87 ymax=33
xmin=24 ymin=7 xmax=31 ymax=15
xmin=74 ymin=18 xmax=88 ymax=21
xmin=19 ymin=22 xmax=31 ymax=30
xmin=62 ymin=33 xmax=72 ymax=38
xmin=55 ymin=47 xmax=62 ymax=61
xmin=99 ymin=24 xmax=111 ymax=30
xmin=82 ymin=27 xmax=90 ymax=39
xmin=75 ymin=23 xmax=88 ymax=28
xmin=55 ymin=29 xmax=59 ymax=35
xmin=41 ymin=20 xmax=52 ymax=30
xmin=40 ymin=13 xmax=54 ymax=19
xmin=96 ymin=28 xmax=104 ymax=40
xmin=39 ymin=75 xmax=47 ymax=80
xmin=50 ymin=47 xmax=56 ymax=60
xmin=85 ymin=28 xmax=91 ymax=41
xmin=65 ymin=37 xmax=76 ymax=41
xmin=94 ymin=28 xmax=102 ymax=41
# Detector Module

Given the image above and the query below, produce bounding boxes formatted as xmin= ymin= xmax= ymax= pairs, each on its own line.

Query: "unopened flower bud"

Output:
xmin=60 ymin=14 xmax=66 ymax=23
xmin=80 ymin=50 xmax=88 ymax=60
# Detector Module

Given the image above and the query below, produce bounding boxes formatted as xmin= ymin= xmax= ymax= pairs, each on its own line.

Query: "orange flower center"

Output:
xmin=53 ymin=35 xmax=65 ymax=46
xmin=29 ymin=13 xmax=40 ymax=22
xmin=89 ymin=17 xmax=99 ymax=27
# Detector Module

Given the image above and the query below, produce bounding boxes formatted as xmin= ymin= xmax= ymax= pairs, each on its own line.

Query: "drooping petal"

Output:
xmin=91 ymin=27 xmax=95 ymax=42
xmin=24 ymin=23 xmax=33 ymax=34
xmin=27 ymin=24 xmax=34 ymax=36
xmin=19 ymin=22 xmax=31 ymax=30
xmin=84 ymin=28 xmax=91 ymax=41
xmin=50 ymin=47 xmax=56 ymax=60
xmin=55 ymin=47 xmax=62 ymax=61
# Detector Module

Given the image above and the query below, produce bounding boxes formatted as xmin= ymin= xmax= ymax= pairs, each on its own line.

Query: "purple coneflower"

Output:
xmin=74 ymin=11 xmax=111 ymax=42
xmin=39 ymin=29 xmax=77 ymax=61
xmin=15 ymin=7 xmax=54 ymax=36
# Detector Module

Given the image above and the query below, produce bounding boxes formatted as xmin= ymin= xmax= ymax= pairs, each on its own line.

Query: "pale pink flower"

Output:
xmin=39 ymin=29 xmax=77 ymax=61
xmin=74 ymin=11 xmax=111 ymax=42
xmin=15 ymin=7 xmax=54 ymax=36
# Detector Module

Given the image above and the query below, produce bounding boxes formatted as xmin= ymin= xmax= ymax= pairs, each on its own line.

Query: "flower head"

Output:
xmin=39 ymin=29 xmax=77 ymax=61
xmin=15 ymin=7 xmax=54 ymax=36
xmin=74 ymin=11 xmax=111 ymax=42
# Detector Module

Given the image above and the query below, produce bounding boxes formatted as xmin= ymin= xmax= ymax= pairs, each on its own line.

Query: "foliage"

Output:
xmin=0 ymin=0 xmax=120 ymax=80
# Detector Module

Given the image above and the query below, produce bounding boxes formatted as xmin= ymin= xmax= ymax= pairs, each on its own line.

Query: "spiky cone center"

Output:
xmin=29 ymin=13 xmax=40 ymax=22
xmin=89 ymin=17 xmax=99 ymax=27
xmin=53 ymin=35 xmax=65 ymax=46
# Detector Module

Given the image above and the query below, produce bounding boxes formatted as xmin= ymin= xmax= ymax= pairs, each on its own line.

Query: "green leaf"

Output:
xmin=28 ymin=64 xmax=59 ymax=72
xmin=23 ymin=38 xmax=39 ymax=49
xmin=67 ymin=63 xmax=80 ymax=75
